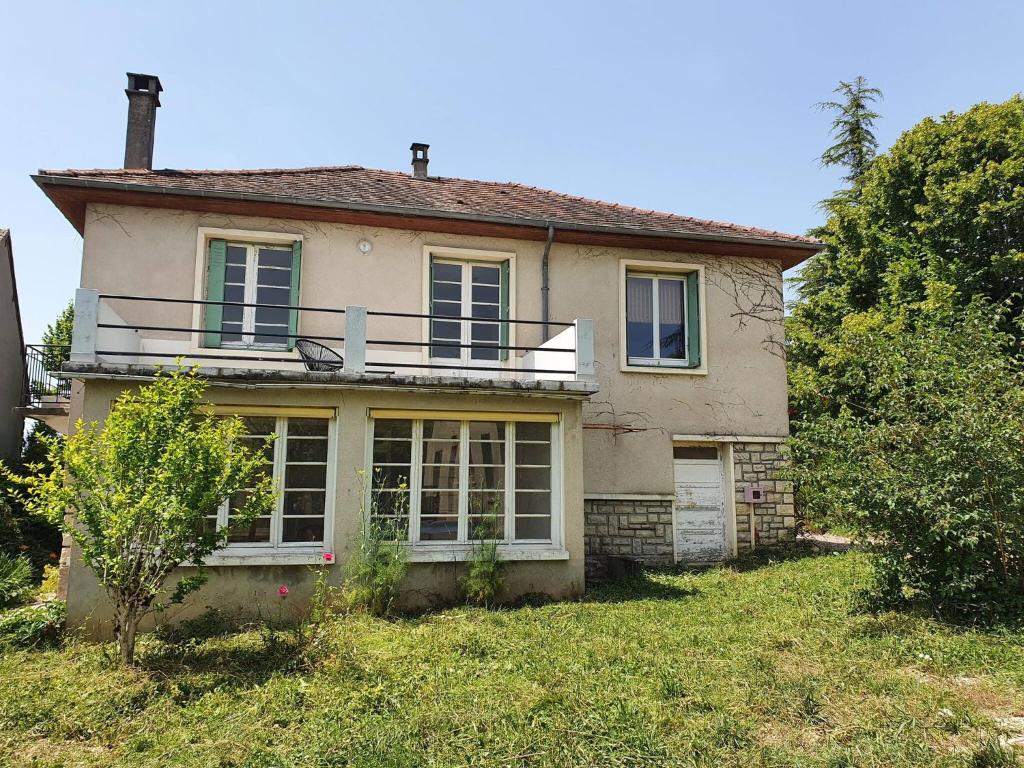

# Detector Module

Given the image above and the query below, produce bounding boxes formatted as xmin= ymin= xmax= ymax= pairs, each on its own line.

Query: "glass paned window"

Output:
xmin=370 ymin=419 xmax=412 ymax=537
xmin=220 ymin=243 xmax=293 ymax=349
xmin=626 ymin=272 xmax=691 ymax=366
xmin=215 ymin=415 xmax=333 ymax=549
xmin=429 ymin=259 xmax=507 ymax=364
xmin=368 ymin=416 xmax=556 ymax=546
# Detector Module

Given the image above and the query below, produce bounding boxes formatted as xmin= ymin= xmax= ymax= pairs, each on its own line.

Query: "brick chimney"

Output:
xmin=123 ymin=73 xmax=162 ymax=169
xmin=410 ymin=142 xmax=429 ymax=179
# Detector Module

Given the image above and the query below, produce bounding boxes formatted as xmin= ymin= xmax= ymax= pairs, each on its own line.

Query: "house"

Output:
xmin=33 ymin=74 xmax=821 ymax=631
xmin=0 ymin=230 xmax=26 ymax=463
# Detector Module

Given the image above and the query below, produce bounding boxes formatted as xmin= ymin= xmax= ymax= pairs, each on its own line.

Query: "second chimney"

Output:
xmin=410 ymin=142 xmax=429 ymax=179
xmin=124 ymin=73 xmax=162 ymax=170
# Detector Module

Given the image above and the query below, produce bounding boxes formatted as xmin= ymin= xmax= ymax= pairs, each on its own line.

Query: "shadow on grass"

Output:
xmin=715 ymin=540 xmax=839 ymax=574
xmin=585 ymin=571 xmax=700 ymax=604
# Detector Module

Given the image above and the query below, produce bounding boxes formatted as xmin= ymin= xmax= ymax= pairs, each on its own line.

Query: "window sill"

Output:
xmin=406 ymin=545 xmax=570 ymax=563
xmin=620 ymin=363 xmax=707 ymax=376
xmin=201 ymin=549 xmax=329 ymax=567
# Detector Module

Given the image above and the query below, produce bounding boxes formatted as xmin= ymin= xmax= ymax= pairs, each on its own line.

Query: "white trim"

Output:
xmin=722 ymin=441 xmax=738 ymax=557
xmin=406 ymin=546 xmax=569 ymax=563
xmin=192 ymin=226 xmax=304 ymax=352
xmin=618 ymin=258 xmax=708 ymax=376
xmin=421 ymin=245 xmax=517 ymax=373
xmin=584 ymin=492 xmax=675 ymax=502
xmin=672 ymin=434 xmax=787 ymax=444
xmin=203 ymin=550 xmax=329 ymax=567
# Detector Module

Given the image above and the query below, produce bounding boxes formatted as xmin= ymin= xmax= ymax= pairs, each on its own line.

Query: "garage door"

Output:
xmin=673 ymin=445 xmax=728 ymax=562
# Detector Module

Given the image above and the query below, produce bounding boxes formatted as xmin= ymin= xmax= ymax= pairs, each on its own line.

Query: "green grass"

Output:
xmin=3 ymin=552 xmax=1024 ymax=767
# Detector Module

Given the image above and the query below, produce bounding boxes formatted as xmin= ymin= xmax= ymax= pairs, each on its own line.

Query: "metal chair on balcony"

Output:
xmin=295 ymin=339 xmax=345 ymax=372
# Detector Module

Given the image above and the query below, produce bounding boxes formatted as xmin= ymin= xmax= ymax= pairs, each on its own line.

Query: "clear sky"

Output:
xmin=3 ymin=1 xmax=1023 ymax=343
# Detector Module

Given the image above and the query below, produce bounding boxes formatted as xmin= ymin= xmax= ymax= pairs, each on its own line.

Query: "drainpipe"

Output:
xmin=541 ymin=224 xmax=555 ymax=341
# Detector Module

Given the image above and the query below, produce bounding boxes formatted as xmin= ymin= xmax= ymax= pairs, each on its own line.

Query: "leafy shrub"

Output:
xmin=341 ymin=471 xmax=409 ymax=616
xmin=789 ymin=300 xmax=1024 ymax=619
xmin=0 ymin=553 xmax=33 ymax=607
xmin=0 ymin=600 xmax=65 ymax=648
xmin=461 ymin=510 xmax=504 ymax=607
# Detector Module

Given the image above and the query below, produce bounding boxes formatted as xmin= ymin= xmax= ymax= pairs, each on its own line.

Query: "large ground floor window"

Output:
xmin=369 ymin=412 xmax=560 ymax=546
xmin=208 ymin=414 xmax=335 ymax=549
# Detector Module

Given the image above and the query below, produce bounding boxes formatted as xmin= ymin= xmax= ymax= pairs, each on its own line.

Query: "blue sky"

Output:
xmin=3 ymin=1 xmax=1023 ymax=343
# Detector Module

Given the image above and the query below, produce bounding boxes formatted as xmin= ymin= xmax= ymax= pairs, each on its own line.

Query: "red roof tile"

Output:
xmin=36 ymin=165 xmax=819 ymax=247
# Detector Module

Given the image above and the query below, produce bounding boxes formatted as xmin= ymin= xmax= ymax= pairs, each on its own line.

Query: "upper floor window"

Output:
xmin=203 ymin=239 xmax=301 ymax=350
xmin=429 ymin=257 xmax=509 ymax=364
xmin=625 ymin=269 xmax=701 ymax=369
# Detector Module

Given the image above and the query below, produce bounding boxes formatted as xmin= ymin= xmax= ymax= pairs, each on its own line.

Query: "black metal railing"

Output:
xmin=23 ymin=344 xmax=71 ymax=407
xmin=90 ymin=294 xmax=583 ymax=377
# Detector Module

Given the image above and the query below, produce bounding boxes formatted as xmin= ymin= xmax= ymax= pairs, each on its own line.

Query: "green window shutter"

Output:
xmin=288 ymin=240 xmax=302 ymax=350
xmin=203 ymin=239 xmax=227 ymax=348
xmin=499 ymin=259 xmax=510 ymax=361
xmin=686 ymin=271 xmax=701 ymax=368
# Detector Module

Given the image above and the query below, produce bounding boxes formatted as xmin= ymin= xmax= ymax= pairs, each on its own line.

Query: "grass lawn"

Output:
xmin=3 ymin=551 xmax=1024 ymax=767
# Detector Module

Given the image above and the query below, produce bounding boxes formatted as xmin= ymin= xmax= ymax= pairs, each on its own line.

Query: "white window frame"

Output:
xmin=221 ymin=242 xmax=294 ymax=351
xmin=366 ymin=410 xmax=567 ymax=562
xmin=618 ymin=258 xmax=708 ymax=375
xmin=190 ymin=227 xmax=304 ymax=359
xmin=625 ymin=272 xmax=690 ymax=368
xmin=206 ymin=410 xmax=337 ymax=565
xmin=421 ymin=246 xmax=516 ymax=372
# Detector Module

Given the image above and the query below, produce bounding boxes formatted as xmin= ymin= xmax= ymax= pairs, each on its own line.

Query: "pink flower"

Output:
xmin=323 ymin=552 xmax=334 ymax=563
xmin=277 ymin=585 xmax=289 ymax=598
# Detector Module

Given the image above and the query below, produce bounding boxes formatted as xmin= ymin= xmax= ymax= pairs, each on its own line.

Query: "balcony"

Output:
xmin=61 ymin=289 xmax=597 ymax=396
xmin=18 ymin=344 xmax=72 ymax=433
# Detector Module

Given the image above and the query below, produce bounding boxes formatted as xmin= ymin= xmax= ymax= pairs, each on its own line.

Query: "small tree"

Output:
xmin=7 ymin=366 xmax=276 ymax=663
xmin=788 ymin=299 xmax=1024 ymax=618
xmin=816 ymin=75 xmax=883 ymax=184
xmin=41 ymin=301 xmax=74 ymax=372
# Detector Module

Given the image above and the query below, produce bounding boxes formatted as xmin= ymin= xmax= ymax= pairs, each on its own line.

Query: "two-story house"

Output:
xmin=35 ymin=75 xmax=820 ymax=632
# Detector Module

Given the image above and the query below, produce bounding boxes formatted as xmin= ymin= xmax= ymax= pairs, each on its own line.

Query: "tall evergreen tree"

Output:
xmin=816 ymin=76 xmax=883 ymax=184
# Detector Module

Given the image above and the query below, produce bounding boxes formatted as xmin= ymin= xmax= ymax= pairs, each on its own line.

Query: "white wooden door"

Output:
xmin=673 ymin=449 xmax=728 ymax=562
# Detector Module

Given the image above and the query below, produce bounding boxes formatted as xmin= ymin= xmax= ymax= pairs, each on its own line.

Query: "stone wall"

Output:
xmin=583 ymin=498 xmax=674 ymax=579
xmin=732 ymin=442 xmax=795 ymax=550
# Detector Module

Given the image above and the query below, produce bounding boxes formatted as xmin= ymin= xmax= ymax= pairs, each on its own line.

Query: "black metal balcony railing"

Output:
xmin=23 ymin=344 xmax=71 ymax=408
xmin=70 ymin=292 xmax=595 ymax=381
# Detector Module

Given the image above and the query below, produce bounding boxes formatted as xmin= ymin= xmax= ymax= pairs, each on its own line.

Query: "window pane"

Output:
xmin=515 ymin=467 xmax=549 ymax=490
xmin=371 ymin=465 xmax=410 ymax=488
xmin=472 ymin=284 xmax=499 ymax=303
xmin=674 ymin=446 xmax=718 ymax=460
xmin=423 ymin=420 xmax=460 ymax=441
xmin=256 ymin=286 xmax=290 ymax=306
xmin=515 ymin=440 xmax=550 ymax=465
xmin=286 ymin=437 xmax=329 ymax=463
xmin=471 ymin=303 xmax=499 ymax=320
xmin=469 ymin=421 xmax=505 ymax=441
xmin=420 ymin=490 xmax=458 ymax=541
xmin=472 ymin=265 xmax=500 ymax=285
xmin=626 ymin=276 xmax=654 ymax=358
xmin=422 ymin=463 xmax=460 ymax=490
xmin=258 ymin=267 xmax=292 ymax=288
xmin=228 ymin=516 xmax=272 ymax=543
xmin=432 ymin=262 xmax=462 ymax=282
xmin=283 ymin=490 xmax=326 ymax=516
xmin=242 ymin=416 xmax=276 ymax=435
xmin=514 ymin=514 xmax=550 ymax=540
xmin=515 ymin=491 xmax=551 ymax=517
xmin=432 ymin=301 xmax=462 ymax=318
xmin=516 ymin=422 xmax=550 ymax=442
xmin=288 ymin=418 xmax=326 ymax=437
xmin=282 ymin=517 xmax=324 ymax=543
xmin=255 ymin=306 xmax=289 ymax=326
xmin=286 ymin=464 xmax=327 ymax=489
xmin=432 ymin=281 xmax=461 ymax=302
xmin=258 ymin=248 xmax=292 ymax=269
xmin=374 ymin=420 xmax=412 ymax=440
xmin=372 ymin=515 xmax=408 ymax=540
xmin=225 ymin=265 xmax=246 ymax=285
xmin=373 ymin=439 xmax=412 ymax=464
xmin=372 ymin=489 xmax=410 ymax=520
xmin=471 ymin=323 xmax=499 ymax=341
xmin=658 ymin=278 xmax=686 ymax=360
xmin=469 ymin=464 xmax=504 ymax=489
xmin=226 ymin=245 xmax=247 ymax=264
xmin=467 ymin=440 xmax=504 ymax=466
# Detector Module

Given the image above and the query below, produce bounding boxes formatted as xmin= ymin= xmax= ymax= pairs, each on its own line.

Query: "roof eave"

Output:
xmin=33 ymin=174 xmax=823 ymax=264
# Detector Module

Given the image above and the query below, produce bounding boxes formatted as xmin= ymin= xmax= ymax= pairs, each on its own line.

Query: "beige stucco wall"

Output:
xmin=80 ymin=203 xmax=789 ymax=501
xmin=64 ymin=378 xmax=585 ymax=637
xmin=0 ymin=233 xmax=25 ymax=462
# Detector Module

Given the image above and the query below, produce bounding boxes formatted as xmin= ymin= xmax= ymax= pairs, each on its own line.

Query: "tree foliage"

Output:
xmin=790 ymin=95 xmax=1024 ymax=423
xmin=7 ymin=367 xmax=277 ymax=663
xmin=816 ymin=76 xmax=882 ymax=184
xmin=41 ymin=301 xmax=74 ymax=371
xmin=788 ymin=301 xmax=1024 ymax=618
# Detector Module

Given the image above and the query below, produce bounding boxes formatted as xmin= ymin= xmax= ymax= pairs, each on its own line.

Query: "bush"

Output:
xmin=0 ymin=601 xmax=65 ymax=648
xmin=789 ymin=300 xmax=1024 ymax=619
xmin=341 ymin=472 xmax=409 ymax=616
xmin=0 ymin=553 xmax=33 ymax=607
xmin=461 ymin=512 xmax=504 ymax=607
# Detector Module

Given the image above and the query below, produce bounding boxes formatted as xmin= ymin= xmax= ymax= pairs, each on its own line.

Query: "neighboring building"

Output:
xmin=0 ymin=229 xmax=26 ymax=463
xmin=35 ymin=74 xmax=821 ymax=632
